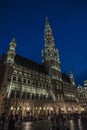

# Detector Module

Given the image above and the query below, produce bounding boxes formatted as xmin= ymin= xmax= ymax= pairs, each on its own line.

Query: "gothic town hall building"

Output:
xmin=0 ymin=18 xmax=81 ymax=117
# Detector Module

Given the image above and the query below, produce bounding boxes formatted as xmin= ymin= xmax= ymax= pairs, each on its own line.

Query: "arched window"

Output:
xmin=43 ymin=94 xmax=46 ymax=100
xmin=23 ymin=79 xmax=26 ymax=84
xmin=28 ymin=80 xmax=30 ymax=84
xmin=36 ymin=94 xmax=39 ymax=100
xmin=32 ymin=81 xmax=35 ymax=85
xmin=36 ymin=81 xmax=38 ymax=85
xmin=10 ymin=90 xmax=15 ymax=98
xmin=50 ymin=95 xmax=52 ymax=100
xmin=40 ymin=94 xmax=42 ymax=100
xmin=27 ymin=92 xmax=30 ymax=99
xmin=43 ymin=83 xmax=45 ymax=88
xmin=32 ymin=93 xmax=34 ymax=99
xmin=13 ymin=76 xmax=16 ymax=81
xmin=22 ymin=92 xmax=26 ymax=99
xmin=16 ymin=91 xmax=20 ymax=98
xmin=47 ymin=84 xmax=48 ymax=89
xmin=18 ymin=77 xmax=21 ymax=82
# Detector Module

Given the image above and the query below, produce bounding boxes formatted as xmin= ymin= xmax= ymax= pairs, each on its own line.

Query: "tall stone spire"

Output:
xmin=6 ymin=38 xmax=16 ymax=64
xmin=42 ymin=17 xmax=60 ymax=63
xmin=42 ymin=18 xmax=62 ymax=80
xmin=44 ymin=17 xmax=54 ymax=47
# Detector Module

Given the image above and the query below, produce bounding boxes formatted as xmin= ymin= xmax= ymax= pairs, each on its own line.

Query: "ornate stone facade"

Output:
xmin=77 ymin=81 xmax=87 ymax=111
xmin=0 ymin=18 xmax=81 ymax=117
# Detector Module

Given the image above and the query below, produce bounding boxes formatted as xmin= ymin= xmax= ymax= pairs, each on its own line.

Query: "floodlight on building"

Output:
xmin=81 ymin=108 xmax=84 ymax=111
xmin=50 ymin=107 xmax=53 ymax=110
xmin=17 ymin=107 xmax=19 ymax=110
xmin=40 ymin=107 xmax=42 ymax=110
xmin=75 ymin=108 xmax=77 ymax=111
xmin=43 ymin=107 xmax=46 ymax=110
xmin=11 ymin=106 xmax=13 ymax=110
xmin=23 ymin=107 xmax=25 ymax=110
xmin=47 ymin=107 xmax=49 ymax=110
xmin=68 ymin=108 xmax=71 ymax=111
xmin=35 ymin=107 xmax=38 ymax=110
xmin=61 ymin=108 xmax=64 ymax=111
xmin=26 ymin=107 xmax=30 ymax=111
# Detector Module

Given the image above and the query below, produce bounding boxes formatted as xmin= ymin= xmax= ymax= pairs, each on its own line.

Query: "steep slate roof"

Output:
xmin=15 ymin=54 xmax=47 ymax=74
xmin=0 ymin=53 xmax=72 ymax=84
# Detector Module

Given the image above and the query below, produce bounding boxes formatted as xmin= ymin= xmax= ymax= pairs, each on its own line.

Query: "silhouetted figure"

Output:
xmin=62 ymin=118 xmax=70 ymax=130
xmin=0 ymin=112 xmax=6 ymax=130
xmin=8 ymin=115 xmax=15 ymax=130
xmin=56 ymin=116 xmax=60 ymax=130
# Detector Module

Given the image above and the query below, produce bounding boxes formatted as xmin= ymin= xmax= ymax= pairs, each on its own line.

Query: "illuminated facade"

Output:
xmin=77 ymin=81 xmax=87 ymax=111
xmin=0 ymin=18 xmax=81 ymax=117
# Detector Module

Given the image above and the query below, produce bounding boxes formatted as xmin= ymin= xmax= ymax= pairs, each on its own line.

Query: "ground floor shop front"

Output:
xmin=1 ymin=99 xmax=82 ymax=117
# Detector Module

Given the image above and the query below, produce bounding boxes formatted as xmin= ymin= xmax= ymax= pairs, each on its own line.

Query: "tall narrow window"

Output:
xmin=16 ymin=91 xmax=20 ymax=98
xmin=18 ymin=78 xmax=21 ymax=83
xmin=36 ymin=94 xmax=38 ymax=100
xmin=43 ymin=95 xmax=46 ymax=101
xmin=28 ymin=80 xmax=30 ymax=84
xmin=23 ymin=79 xmax=26 ymax=84
xmin=13 ymin=76 xmax=16 ymax=81
xmin=10 ymin=90 xmax=15 ymax=98
xmin=27 ymin=92 xmax=30 ymax=99
xmin=32 ymin=93 xmax=34 ymax=100
xmin=22 ymin=92 xmax=26 ymax=99
xmin=40 ymin=94 xmax=42 ymax=100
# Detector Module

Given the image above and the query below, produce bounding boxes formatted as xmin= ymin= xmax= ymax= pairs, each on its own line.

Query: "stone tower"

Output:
xmin=41 ymin=18 xmax=62 ymax=80
xmin=69 ymin=71 xmax=75 ymax=85
xmin=6 ymin=38 xmax=16 ymax=64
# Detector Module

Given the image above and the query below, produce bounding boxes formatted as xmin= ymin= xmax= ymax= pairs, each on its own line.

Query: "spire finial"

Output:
xmin=12 ymin=37 xmax=16 ymax=43
xmin=46 ymin=17 xmax=48 ymax=21
xmin=45 ymin=17 xmax=49 ymax=25
xmin=70 ymin=71 xmax=72 ymax=74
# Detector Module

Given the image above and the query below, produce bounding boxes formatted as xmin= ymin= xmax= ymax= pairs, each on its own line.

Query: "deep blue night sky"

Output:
xmin=0 ymin=0 xmax=87 ymax=86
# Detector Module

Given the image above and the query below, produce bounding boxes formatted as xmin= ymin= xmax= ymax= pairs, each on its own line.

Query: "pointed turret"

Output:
xmin=6 ymin=38 xmax=16 ymax=64
xmin=42 ymin=18 xmax=62 ymax=81
xmin=44 ymin=17 xmax=54 ymax=47
xmin=69 ymin=71 xmax=75 ymax=85
xmin=84 ymin=80 xmax=87 ymax=87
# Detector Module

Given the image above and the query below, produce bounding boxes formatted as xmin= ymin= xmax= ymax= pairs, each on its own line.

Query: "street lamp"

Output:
xmin=40 ymin=107 xmax=42 ymax=110
xmin=11 ymin=106 xmax=13 ymax=110
xmin=61 ymin=108 xmax=64 ymax=111
xmin=68 ymin=108 xmax=71 ymax=111
xmin=43 ymin=107 xmax=46 ymax=110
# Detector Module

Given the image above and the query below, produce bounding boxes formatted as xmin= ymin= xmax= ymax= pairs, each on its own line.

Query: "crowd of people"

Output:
xmin=48 ymin=113 xmax=70 ymax=130
xmin=48 ymin=112 xmax=87 ymax=130
xmin=0 ymin=112 xmax=22 ymax=130
xmin=0 ymin=111 xmax=87 ymax=130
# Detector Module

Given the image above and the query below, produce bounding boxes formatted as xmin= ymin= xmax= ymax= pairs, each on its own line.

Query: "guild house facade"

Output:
xmin=0 ymin=18 xmax=81 ymax=117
